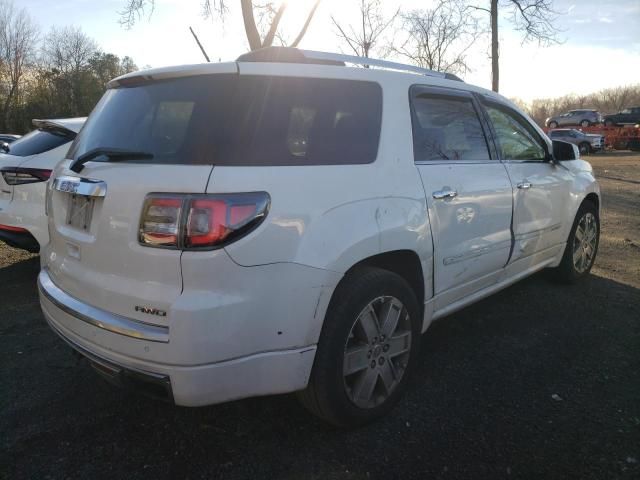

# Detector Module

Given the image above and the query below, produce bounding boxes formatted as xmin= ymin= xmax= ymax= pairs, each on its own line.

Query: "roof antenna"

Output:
xmin=189 ymin=26 xmax=211 ymax=62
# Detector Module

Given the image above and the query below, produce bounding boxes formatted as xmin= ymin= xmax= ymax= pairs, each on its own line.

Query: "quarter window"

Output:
xmin=484 ymin=104 xmax=546 ymax=161
xmin=410 ymin=93 xmax=490 ymax=161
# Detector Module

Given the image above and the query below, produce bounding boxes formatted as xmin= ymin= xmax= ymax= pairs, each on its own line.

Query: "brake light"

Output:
xmin=0 ymin=224 xmax=29 ymax=232
xmin=139 ymin=192 xmax=269 ymax=250
xmin=1 ymin=167 xmax=52 ymax=185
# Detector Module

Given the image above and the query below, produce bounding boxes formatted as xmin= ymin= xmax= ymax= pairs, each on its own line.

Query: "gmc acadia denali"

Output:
xmin=39 ymin=48 xmax=600 ymax=426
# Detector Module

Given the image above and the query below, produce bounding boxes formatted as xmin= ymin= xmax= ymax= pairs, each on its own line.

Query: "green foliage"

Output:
xmin=1 ymin=30 xmax=138 ymax=134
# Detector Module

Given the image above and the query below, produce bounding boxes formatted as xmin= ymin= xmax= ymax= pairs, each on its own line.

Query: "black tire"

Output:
xmin=604 ymin=120 xmax=615 ymax=127
xmin=548 ymin=121 xmax=558 ymax=129
xmin=298 ymin=267 xmax=421 ymax=427
xmin=553 ymin=201 xmax=600 ymax=283
xmin=579 ymin=142 xmax=591 ymax=155
xmin=580 ymin=120 xmax=591 ymax=127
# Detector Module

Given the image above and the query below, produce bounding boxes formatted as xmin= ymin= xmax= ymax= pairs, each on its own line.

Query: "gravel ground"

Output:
xmin=1 ymin=152 xmax=639 ymax=480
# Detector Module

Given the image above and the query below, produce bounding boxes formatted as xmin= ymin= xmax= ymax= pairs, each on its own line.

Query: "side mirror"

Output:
xmin=552 ymin=140 xmax=579 ymax=161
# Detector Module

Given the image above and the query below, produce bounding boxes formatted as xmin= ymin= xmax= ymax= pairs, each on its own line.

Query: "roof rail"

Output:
xmin=300 ymin=50 xmax=462 ymax=81
xmin=236 ymin=47 xmax=463 ymax=82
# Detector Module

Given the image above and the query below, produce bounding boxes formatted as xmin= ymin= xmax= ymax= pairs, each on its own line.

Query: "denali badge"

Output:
xmin=135 ymin=305 xmax=167 ymax=317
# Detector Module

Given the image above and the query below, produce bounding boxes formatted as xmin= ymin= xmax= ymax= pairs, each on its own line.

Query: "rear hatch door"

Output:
xmin=45 ymin=64 xmax=237 ymax=326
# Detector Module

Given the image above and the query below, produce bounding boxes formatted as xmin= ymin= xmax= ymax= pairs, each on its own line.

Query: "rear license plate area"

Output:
xmin=66 ymin=194 xmax=95 ymax=231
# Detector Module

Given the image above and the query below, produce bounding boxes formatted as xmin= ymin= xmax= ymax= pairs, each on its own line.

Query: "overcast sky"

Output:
xmin=24 ymin=0 xmax=640 ymax=101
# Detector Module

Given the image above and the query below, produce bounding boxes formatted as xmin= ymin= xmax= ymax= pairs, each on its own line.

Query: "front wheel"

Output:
xmin=553 ymin=201 xmax=600 ymax=283
xmin=604 ymin=120 xmax=615 ymax=127
xmin=580 ymin=120 xmax=591 ymax=127
xmin=298 ymin=267 xmax=421 ymax=427
xmin=548 ymin=121 xmax=558 ymax=129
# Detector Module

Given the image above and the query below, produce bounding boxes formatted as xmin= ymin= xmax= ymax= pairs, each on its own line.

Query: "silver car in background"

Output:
xmin=546 ymin=109 xmax=602 ymax=128
xmin=548 ymin=129 xmax=605 ymax=154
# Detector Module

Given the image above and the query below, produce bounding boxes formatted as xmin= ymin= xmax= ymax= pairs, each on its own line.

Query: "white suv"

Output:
xmin=38 ymin=48 xmax=600 ymax=426
xmin=0 ymin=118 xmax=85 ymax=252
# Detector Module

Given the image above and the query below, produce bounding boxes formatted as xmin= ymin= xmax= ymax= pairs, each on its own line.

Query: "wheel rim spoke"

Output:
xmin=357 ymin=305 xmax=380 ymax=343
xmin=353 ymin=368 xmax=378 ymax=404
xmin=343 ymin=344 xmax=371 ymax=376
xmin=387 ymin=331 xmax=411 ymax=358
xmin=380 ymin=299 xmax=402 ymax=338
xmin=573 ymin=245 xmax=584 ymax=267
xmin=378 ymin=361 xmax=398 ymax=394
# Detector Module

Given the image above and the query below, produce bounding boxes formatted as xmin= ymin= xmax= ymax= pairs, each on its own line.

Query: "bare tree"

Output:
xmin=0 ymin=0 xmax=38 ymax=130
xmin=470 ymin=0 xmax=560 ymax=92
xmin=41 ymin=26 xmax=98 ymax=115
xmin=393 ymin=0 xmax=481 ymax=75
xmin=119 ymin=0 xmax=322 ymax=52
xmin=331 ymin=0 xmax=399 ymax=58
xmin=41 ymin=26 xmax=98 ymax=74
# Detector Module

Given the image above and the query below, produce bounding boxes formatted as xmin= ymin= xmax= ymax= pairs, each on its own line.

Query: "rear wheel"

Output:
xmin=553 ymin=201 xmax=599 ymax=283
xmin=298 ymin=267 xmax=421 ymax=427
xmin=605 ymin=120 xmax=615 ymax=127
xmin=579 ymin=142 xmax=591 ymax=155
xmin=580 ymin=120 xmax=591 ymax=127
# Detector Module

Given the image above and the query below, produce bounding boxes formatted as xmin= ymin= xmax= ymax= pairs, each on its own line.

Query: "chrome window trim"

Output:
xmin=53 ymin=175 xmax=107 ymax=197
xmin=415 ymin=159 xmax=496 ymax=166
xmin=38 ymin=269 xmax=169 ymax=343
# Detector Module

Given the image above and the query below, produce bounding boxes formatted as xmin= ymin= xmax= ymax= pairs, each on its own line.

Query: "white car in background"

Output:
xmin=0 ymin=118 xmax=85 ymax=252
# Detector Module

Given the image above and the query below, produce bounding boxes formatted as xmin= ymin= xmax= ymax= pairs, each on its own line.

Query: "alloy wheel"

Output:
xmin=343 ymin=296 xmax=412 ymax=409
xmin=573 ymin=212 xmax=598 ymax=273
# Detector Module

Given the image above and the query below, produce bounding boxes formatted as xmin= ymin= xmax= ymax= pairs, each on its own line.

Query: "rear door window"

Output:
xmin=6 ymin=129 xmax=74 ymax=157
xmin=410 ymin=89 xmax=491 ymax=162
xmin=69 ymin=75 xmax=383 ymax=166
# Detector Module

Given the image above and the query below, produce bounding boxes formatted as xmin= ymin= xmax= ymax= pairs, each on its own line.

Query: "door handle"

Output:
xmin=432 ymin=189 xmax=458 ymax=200
xmin=517 ymin=182 xmax=532 ymax=190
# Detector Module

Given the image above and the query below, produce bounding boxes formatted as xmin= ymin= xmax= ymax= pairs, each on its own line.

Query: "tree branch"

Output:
xmin=290 ymin=0 xmax=322 ymax=48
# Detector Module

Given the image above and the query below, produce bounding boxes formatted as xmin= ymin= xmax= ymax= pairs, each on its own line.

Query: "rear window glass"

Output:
xmin=69 ymin=75 xmax=383 ymax=166
xmin=410 ymin=94 xmax=490 ymax=161
xmin=7 ymin=129 xmax=74 ymax=157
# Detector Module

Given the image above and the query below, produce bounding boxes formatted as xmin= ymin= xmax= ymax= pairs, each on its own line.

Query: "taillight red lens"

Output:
xmin=139 ymin=192 xmax=269 ymax=250
xmin=186 ymin=199 xmax=229 ymax=247
xmin=1 ymin=167 xmax=52 ymax=185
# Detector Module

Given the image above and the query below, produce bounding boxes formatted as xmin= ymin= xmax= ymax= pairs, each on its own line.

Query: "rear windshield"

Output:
xmin=6 ymin=129 xmax=74 ymax=157
xmin=69 ymin=74 xmax=383 ymax=166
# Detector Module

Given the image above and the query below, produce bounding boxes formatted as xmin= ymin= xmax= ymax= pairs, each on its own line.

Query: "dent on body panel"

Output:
xmin=295 ymin=197 xmax=383 ymax=273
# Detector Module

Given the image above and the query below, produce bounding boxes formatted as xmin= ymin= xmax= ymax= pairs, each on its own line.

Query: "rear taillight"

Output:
xmin=139 ymin=192 xmax=270 ymax=250
xmin=1 ymin=167 xmax=52 ymax=185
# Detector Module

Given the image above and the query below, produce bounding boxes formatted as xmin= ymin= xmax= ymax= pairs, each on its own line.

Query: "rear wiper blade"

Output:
xmin=70 ymin=147 xmax=154 ymax=173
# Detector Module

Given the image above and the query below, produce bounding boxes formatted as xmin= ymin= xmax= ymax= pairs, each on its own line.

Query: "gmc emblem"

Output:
xmin=135 ymin=305 xmax=167 ymax=317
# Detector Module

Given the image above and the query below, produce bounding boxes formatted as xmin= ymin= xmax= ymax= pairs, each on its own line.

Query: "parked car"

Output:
xmin=0 ymin=117 xmax=85 ymax=252
xmin=546 ymin=109 xmax=602 ymax=128
xmin=603 ymin=107 xmax=640 ymax=127
xmin=38 ymin=48 xmax=600 ymax=427
xmin=548 ymin=129 xmax=605 ymax=154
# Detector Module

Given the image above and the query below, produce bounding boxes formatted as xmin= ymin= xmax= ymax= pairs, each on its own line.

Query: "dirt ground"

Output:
xmin=1 ymin=152 xmax=639 ymax=480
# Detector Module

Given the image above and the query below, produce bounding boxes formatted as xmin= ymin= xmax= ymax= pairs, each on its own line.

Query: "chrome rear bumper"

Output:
xmin=38 ymin=268 xmax=169 ymax=343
